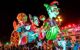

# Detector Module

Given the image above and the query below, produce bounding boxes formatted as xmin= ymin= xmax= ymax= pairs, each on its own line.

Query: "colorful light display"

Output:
xmin=10 ymin=1 xmax=60 ymax=46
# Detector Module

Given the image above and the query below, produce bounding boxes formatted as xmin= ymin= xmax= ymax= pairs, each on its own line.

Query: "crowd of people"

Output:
xmin=0 ymin=34 xmax=80 ymax=50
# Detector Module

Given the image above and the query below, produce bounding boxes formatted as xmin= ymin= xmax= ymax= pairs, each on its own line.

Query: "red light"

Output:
xmin=61 ymin=27 xmax=64 ymax=29
xmin=50 ymin=1 xmax=59 ymax=5
xmin=65 ymin=26 xmax=67 ymax=29
xmin=72 ymin=24 xmax=76 ymax=27
xmin=68 ymin=25 xmax=71 ymax=27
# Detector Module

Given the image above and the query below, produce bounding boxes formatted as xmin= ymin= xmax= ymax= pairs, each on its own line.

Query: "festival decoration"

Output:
xmin=13 ymin=20 xmax=17 ymax=30
xmin=33 ymin=16 xmax=39 ymax=26
xmin=10 ymin=31 xmax=20 ymax=46
xmin=44 ymin=2 xmax=59 ymax=19
xmin=10 ymin=1 xmax=60 ymax=46
xmin=44 ymin=1 xmax=60 ymax=40
xmin=17 ymin=13 xmax=26 ymax=22
xmin=39 ymin=15 xmax=46 ymax=21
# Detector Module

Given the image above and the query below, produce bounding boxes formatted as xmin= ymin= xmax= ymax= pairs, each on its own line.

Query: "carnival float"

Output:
xmin=10 ymin=1 xmax=60 ymax=46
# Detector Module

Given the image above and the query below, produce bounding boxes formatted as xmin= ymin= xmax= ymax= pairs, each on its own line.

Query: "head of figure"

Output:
xmin=44 ymin=1 xmax=59 ymax=19
xmin=17 ymin=13 xmax=27 ymax=22
xmin=50 ymin=1 xmax=59 ymax=18
xmin=39 ymin=15 xmax=46 ymax=21
xmin=33 ymin=16 xmax=39 ymax=26
xmin=49 ymin=4 xmax=59 ymax=19
xmin=25 ymin=24 xmax=31 ymax=30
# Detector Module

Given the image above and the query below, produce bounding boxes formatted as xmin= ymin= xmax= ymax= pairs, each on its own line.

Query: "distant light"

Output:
xmin=72 ymin=24 xmax=76 ymax=27
xmin=61 ymin=27 xmax=64 ymax=29
xmin=6 ymin=42 xmax=9 ymax=45
xmin=65 ymin=26 xmax=67 ymax=29
xmin=59 ymin=19 xmax=62 ymax=22
xmin=56 ymin=19 xmax=58 ymax=21
xmin=68 ymin=25 xmax=71 ymax=27
xmin=58 ymin=16 xmax=60 ymax=19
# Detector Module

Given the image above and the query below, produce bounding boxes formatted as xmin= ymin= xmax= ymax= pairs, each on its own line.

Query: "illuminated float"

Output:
xmin=10 ymin=1 xmax=60 ymax=46
xmin=44 ymin=1 xmax=60 ymax=40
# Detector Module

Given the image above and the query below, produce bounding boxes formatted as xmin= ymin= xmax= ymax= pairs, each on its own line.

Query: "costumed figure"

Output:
xmin=18 ymin=13 xmax=28 ymax=45
xmin=44 ymin=1 xmax=60 ymax=40
xmin=25 ymin=14 xmax=39 ymax=43
xmin=10 ymin=13 xmax=28 ymax=46
xmin=39 ymin=15 xmax=47 ymax=40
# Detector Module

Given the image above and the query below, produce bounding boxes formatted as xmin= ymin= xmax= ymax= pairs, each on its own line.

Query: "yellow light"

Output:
xmin=58 ymin=16 xmax=60 ymax=19
xmin=56 ymin=19 xmax=58 ymax=21
xmin=59 ymin=19 xmax=62 ymax=21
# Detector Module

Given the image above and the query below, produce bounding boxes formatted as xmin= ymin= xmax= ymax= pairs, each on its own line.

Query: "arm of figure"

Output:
xmin=43 ymin=22 xmax=49 ymax=30
xmin=29 ymin=14 xmax=33 ymax=24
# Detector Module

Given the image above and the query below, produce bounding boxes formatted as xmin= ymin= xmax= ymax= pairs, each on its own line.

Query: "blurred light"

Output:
xmin=58 ymin=16 xmax=60 ymax=19
xmin=68 ymin=25 xmax=71 ymax=27
xmin=59 ymin=19 xmax=62 ymax=22
xmin=72 ymin=24 xmax=76 ymax=27
xmin=6 ymin=42 xmax=9 ymax=45
xmin=56 ymin=19 xmax=58 ymax=21
xmin=50 ymin=1 xmax=59 ymax=5
xmin=61 ymin=27 xmax=64 ymax=30
xmin=65 ymin=26 xmax=67 ymax=29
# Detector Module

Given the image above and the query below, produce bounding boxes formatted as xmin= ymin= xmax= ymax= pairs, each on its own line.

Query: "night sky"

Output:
xmin=0 ymin=0 xmax=80 ymax=42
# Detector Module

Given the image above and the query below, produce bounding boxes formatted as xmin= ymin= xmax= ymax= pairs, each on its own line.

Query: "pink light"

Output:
xmin=68 ymin=25 xmax=71 ymax=28
xmin=72 ymin=24 xmax=76 ymax=27
xmin=65 ymin=26 xmax=67 ymax=29
xmin=61 ymin=27 xmax=64 ymax=30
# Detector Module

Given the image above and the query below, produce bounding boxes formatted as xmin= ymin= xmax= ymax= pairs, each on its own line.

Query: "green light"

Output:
xmin=5 ymin=42 xmax=9 ymax=45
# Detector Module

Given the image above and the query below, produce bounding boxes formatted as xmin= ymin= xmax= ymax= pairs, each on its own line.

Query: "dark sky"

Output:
xmin=0 ymin=0 xmax=80 ymax=42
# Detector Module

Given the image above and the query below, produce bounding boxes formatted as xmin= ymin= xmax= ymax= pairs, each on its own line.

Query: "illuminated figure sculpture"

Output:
xmin=10 ymin=1 xmax=60 ymax=46
xmin=39 ymin=15 xmax=47 ymax=40
xmin=10 ymin=13 xmax=28 ymax=45
xmin=44 ymin=1 xmax=59 ymax=18
xmin=44 ymin=1 xmax=60 ymax=40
